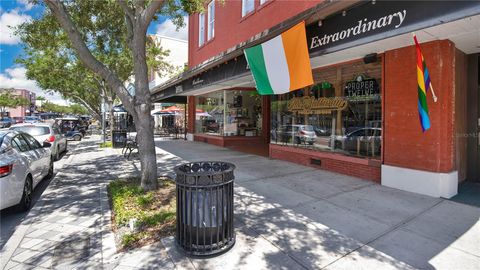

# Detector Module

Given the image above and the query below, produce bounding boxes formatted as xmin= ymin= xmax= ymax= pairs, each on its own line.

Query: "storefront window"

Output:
xmin=196 ymin=91 xmax=224 ymax=135
xmin=195 ymin=90 xmax=262 ymax=136
xmin=270 ymin=61 xmax=382 ymax=159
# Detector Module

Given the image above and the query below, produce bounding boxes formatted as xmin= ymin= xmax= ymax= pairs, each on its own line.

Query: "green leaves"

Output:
xmin=0 ymin=89 xmax=31 ymax=116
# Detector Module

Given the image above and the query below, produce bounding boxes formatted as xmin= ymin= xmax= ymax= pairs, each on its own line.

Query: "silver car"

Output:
xmin=0 ymin=130 xmax=53 ymax=211
xmin=10 ymin=123 xmax=68 ymax=161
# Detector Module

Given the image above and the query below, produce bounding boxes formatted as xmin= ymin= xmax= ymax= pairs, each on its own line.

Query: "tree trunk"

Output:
xmin=132 ymin=110 xmax=158 ymax=190
xmin=130 ymin=26 xmax=158 ymax=190
xmin=108 ymin=100 xmax=115 ymax=141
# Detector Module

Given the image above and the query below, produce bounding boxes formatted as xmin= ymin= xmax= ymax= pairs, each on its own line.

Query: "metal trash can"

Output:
xmin=174 ymin=161 xmax=236 ymax=256
xmin=112 ymin=130 xmax=127 ymax=148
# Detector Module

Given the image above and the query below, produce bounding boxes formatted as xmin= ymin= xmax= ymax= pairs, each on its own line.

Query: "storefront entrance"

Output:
xmin=452 ymin=53 xmax=480 ymax=207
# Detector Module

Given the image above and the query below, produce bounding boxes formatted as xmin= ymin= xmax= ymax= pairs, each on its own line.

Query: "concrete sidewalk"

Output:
xmin=1 ymin=137 xmax=479 ymax=269
xmin=155 ymin=140 xmax=480 ymax=270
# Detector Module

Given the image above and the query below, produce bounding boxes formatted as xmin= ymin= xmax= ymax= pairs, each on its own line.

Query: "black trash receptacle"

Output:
xmin=174 ymin=161 xmax=236 ymax=256
xmin=112 ymin=130 xmax=127 ymax=148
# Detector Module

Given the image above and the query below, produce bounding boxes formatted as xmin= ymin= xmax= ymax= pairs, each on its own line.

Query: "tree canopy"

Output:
xmin=27 ymin=0 xmax=203 ymax=190
xmin=16 ymin=1 xmax=175 ymax=122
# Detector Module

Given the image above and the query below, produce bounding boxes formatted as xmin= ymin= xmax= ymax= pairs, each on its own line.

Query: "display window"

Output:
xmin=270 ymin=60 xmax=382 ymax=159
xmin=196 ymin=90 xmax=262 ymax=136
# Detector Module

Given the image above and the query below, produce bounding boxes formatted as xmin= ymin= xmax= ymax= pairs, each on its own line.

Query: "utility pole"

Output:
xmin=101 ymin=84 xmax=106 ymax=144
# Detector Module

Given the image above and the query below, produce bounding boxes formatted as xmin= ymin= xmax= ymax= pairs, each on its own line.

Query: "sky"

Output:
xmin=0 ymin=0 xmax=188 ymax=105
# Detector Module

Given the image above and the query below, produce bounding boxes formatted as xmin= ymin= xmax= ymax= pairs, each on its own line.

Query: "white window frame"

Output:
xmin=207 ymin=1 xmax=215 ymax=40
xmin=260 ymin=0 xmax=267 ymax=5
xmin=198 ymin=12 xmax=205 ymax=46
xmin=241 ymin=0 xmax=255 ymax=17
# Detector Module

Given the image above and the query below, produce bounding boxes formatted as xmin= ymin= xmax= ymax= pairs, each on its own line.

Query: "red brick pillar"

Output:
xmin=382 ymin=39 xmax=457 ymax=198
xmin=187 ymin=96 xmax=196 ymax=134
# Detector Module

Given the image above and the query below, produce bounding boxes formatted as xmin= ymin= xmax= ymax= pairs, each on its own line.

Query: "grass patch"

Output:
xmin=108 ymin=177 xmax=176 ymax=250
xmin=99 ymin=141 xmax=113 ymax=148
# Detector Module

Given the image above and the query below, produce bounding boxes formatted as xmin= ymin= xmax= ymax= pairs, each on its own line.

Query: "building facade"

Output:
xmin=2 ymin=89 xmax=36 ymax=120
xmin=151 ymin=0 xmax=480 ymax=199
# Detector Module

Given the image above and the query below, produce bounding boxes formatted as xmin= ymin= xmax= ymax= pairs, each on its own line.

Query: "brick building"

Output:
xmin=151 ymin=1 xmax=480 ymax=198
xmin=1 ymin=89 xmax=36 ymax=120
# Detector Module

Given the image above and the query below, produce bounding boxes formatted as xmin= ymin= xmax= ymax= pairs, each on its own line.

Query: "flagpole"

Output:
xmin=430 ymin=84 xmax=438 ymax=103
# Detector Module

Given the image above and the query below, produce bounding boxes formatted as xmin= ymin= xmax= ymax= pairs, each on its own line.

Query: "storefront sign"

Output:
xmin=192 ymin=77 xmax=204 ymax=86
xmin=306 ymin=1 xmax=480 ymax=55
xmin=175 ymin=85 xmax=183 ymax=93
xmin=345 ymin=77 xmax=379 ymax=98
xmin=288 ymin=96 xmax=347 ymax=115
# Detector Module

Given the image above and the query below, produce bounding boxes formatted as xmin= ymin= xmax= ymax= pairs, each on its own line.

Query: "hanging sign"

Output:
xmin=345 ymin=76 xmax=379 ymax=97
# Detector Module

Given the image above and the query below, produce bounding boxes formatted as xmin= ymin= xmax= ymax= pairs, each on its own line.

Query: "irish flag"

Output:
xmin=244 ymin=21 xmax=313 ymax=95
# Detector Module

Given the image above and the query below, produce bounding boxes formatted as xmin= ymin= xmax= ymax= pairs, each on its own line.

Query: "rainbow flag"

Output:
xmin=414 ymin=34 xmax=436 ymax=132
xmin=244 ymin=22 xmax=313 ymax=95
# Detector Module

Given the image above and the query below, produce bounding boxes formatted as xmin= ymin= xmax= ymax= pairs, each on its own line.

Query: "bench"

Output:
xmin=122 ymin=134 xmax=137 ymax=159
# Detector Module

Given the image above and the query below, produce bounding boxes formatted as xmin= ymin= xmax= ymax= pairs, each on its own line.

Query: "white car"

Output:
xmin=10 ymin=123 xmax=67 ymax=161
xmin=0 ymin=130 xmax=53 ymax=211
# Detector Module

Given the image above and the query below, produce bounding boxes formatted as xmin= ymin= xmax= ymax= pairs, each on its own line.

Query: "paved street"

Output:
xmin=0 ymin=143 xmax=77 ymax=250
xmin=0 ymin=136 xmax=479 ymax=269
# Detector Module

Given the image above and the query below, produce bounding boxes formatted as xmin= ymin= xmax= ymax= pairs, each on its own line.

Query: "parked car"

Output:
xmin=24 ymin=116 xmax=41 ymax=124
xmin=10 ymin=123 xmax=68 ymax=161
xmin=0 ymin=117 xmax=15 ymax=128
xmin=276 ymin=125 xmax=317 ymax=145
xmin=0 ymin=130 xmax=53 ymax=211
xmin=332 ymin=127 xmax=381 ymax=155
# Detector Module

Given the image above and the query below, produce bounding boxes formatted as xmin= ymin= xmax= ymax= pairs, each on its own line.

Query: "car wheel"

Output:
xmin=19 ymin=177 xmax=33 ymax=211
xmin=74 ymin=135 xmax=82 ymax=141
xmin=64 ymin=141 xmax=68 ymax=153
xmin=308 ymin=141 xmax=314 ymax=145
xmin=46 ymin=159 xmax=54 ymax=179
xmin=55 ymin=147 xmax=60 ymax=161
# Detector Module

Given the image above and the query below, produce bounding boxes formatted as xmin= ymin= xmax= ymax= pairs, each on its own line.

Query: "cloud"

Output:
xmin=155 ymin=17 xmax=188 ymax=41
xmin=0 ymin=9 xmax=31 ymax=45
xmin=17 ymin=0 xmax=34 ymax=11
xmin=0 ymin=66 xmax=68 ymax=105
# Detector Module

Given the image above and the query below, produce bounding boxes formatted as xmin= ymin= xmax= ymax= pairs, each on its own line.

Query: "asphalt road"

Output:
xmin=0 ymin=140 xmax=79 ymax=250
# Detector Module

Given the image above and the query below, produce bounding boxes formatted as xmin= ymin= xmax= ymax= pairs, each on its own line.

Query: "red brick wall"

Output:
xmin=270 ymin=144 xmax=381 ymax=182
xmin=189 ymin=0 xmax=321 ymax=67
xmin=384 ymin=40 xmax=456 ymax=173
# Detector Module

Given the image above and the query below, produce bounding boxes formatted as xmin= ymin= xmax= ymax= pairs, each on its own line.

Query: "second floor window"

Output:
xmin=199 ymin=12 xmax=205 ymax=46
xmin=242 ymin=0 xmax=254 ymax=17
xmin=207 ymin=1 xmax=215 ymax=40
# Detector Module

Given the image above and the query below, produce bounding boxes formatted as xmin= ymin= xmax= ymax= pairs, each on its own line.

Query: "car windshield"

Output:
xmin=11 ymin=126 xmax=50 ymax=136
xmin=25 ymin=116 xmax=39 ymax=121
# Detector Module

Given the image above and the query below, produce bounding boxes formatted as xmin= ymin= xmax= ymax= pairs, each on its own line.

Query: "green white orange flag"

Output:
xmin=244 ymin=21 xmax=313 ymax=95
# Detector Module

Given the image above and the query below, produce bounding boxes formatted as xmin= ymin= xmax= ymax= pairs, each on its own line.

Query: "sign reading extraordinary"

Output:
xmin=310 ymin=10 xmax=406 ymax=50
xmin=306 ymin=1 xmax=480 ymax=55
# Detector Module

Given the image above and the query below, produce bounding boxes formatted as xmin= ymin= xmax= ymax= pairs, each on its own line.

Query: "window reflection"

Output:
xmin=270 ymin=61 xmax=382 ymax=159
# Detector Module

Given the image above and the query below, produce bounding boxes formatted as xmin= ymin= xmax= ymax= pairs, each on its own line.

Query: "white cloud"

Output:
xmin=0 ymin=9 xmax=31 ymax=45
xmin=0 ymin=66 xmax=68 ymax=105
xmin=155 ymin=18 xmax=188 ymax=41
xmin=17 ymin=0 xmax=34 ymax=11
